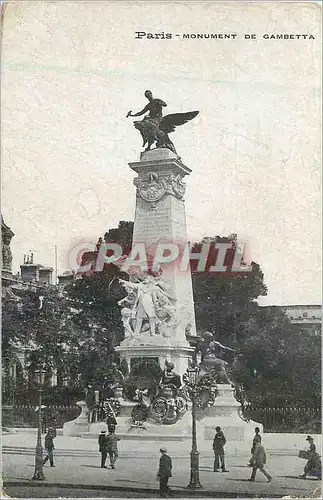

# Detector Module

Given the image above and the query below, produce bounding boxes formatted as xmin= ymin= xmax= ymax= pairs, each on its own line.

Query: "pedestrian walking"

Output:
xmin=248 ymin=427 xmax=261 ymax=466
xmin=98 ymin=430 xmax=108 ymax=468
xmin=248 ymin=442 xmax=272 ymax=482
xmin=299 ymin=436 xmax=322 ymax=479
xmin=43 ymin=429 xmax=55 ymax=467
xmin=213 ymin=426 xmax=228 ymax=472
xmin=106 ymin=428 xmax=120 ymax=469
xmin=157 ymin=447 xmax=172 ymax=498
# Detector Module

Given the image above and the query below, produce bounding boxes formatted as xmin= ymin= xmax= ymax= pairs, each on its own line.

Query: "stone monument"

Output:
xmin=116 ymin=91 xmax=200 ymax=376
xmin=65 ymin=92 xmax=262 ymax=449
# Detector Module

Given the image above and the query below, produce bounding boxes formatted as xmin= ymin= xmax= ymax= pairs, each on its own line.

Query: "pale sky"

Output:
xmin=1 ymin=1 xmax=321 ymax=305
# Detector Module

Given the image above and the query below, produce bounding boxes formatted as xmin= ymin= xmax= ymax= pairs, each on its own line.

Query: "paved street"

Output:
xmin=4 ymin=486 xmax=152 ymax=498
xmin=2 ymin=432 xmax=321 ymax=498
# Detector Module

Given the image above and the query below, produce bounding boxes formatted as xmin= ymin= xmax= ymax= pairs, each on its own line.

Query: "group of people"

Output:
xmin=154 ymin=427 xmax=321 ymax=497
xmin=98 ymin=426 xmax=120 ymax=469
xmin=98 ymin=429 xmax=172 ymax=497
xmin=213 ymin=426 xmax=321 ymax=483
xmin=212 ymin=425 xmax=271 ymax=482
xmin=43 ymin=422 xmax=321 ymax=497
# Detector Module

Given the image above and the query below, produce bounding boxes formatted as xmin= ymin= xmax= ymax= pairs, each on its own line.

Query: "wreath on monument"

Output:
xmin=195 ymin=375 xmax=219 ymax=409
xmin=131 ymin=403 xmax=149 ymax=423
xmin=150 ymin=396 xmax=179 ymax=425
xmin=175 ymin=395 xmax=188 ymax=417
xmin=102 ymin=398 xmax=122 ymax=419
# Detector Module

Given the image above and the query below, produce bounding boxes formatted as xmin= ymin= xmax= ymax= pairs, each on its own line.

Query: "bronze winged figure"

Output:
xmin=126 ymin=90 xmax=199 ymax=155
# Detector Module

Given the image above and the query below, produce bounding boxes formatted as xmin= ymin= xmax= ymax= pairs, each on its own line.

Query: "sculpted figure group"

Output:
xmin=118 ymin=275 xmax=177 ymax=338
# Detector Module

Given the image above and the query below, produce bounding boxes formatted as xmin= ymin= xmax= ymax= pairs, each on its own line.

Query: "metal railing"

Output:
xmin=3 ymin=403 xmax=321 ymax=434
xmin=241 ymin=405 xmax=321 ymax=433
xmin=2 ymin=404 xmax=81 ymax=429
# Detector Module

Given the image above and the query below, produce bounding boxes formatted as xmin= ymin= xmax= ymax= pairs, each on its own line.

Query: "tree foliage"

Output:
xmin=191 ymin=234 xmax=267 ymax=345
xmin=63 ymin=221 xmax=134 ymax=387
xmin=3 ymin=221 xmax=320 ymax=407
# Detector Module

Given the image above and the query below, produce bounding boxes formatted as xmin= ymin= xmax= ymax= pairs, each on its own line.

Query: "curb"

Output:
xmin=2 ymin=447 xmax=300 ymax=457
xmin=3 ymin=481 xmax=287 ymax=498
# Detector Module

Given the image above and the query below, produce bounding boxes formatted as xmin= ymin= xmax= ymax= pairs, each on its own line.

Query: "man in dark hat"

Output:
xmin=299 ymin=436 xmax=322 ymax=479
xmin=43 ymin=428 xmax=55 ymax=467
xmin=213 ymin=426 xmax=228 ymax=472
xmin=98 ymin=430 xmax=108 ymax=468
xmin=157 ymin=447 xmax=172 ymax=497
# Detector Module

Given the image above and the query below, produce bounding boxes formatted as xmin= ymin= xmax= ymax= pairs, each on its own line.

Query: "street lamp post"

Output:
xmin=186 ymin=364 xmax=203 ymax=489
xmin=32 ymin=368 xmax=46 ymax=481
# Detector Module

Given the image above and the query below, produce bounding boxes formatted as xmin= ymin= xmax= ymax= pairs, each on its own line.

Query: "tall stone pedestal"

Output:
xmin=116 ymin=149 xmax=196 ymax=376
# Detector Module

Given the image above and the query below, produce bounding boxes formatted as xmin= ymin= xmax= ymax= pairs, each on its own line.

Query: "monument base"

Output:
xmin=63 ymin=386 xmax=261 ymax=456
xmin=63 ymin=401 xmax=89 ymax=437
xmin=195 ymin=384 xmax=262 ymax=454
xmin=115 ymin=336 xmax=194 ymax=376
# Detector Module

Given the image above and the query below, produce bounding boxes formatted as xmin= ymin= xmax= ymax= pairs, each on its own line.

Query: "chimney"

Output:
xmin=38 ymin=267 xmax=53 ymax=285
xmin=20 ymin=262 xmax=40 ymax=282
xmin=57 ymin=271 xmax=75 ymax=287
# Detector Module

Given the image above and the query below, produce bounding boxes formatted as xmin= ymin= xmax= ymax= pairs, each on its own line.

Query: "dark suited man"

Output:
xmin=157 ymin=447 xmax=172 ymax=497
xmin=213 ymin=426 xmax=228 ymax=472
xmin=249 ymin=427 xmax=261 ymax=466
xmin=98 ymin=430 xmax=108 ymax=468
xmin=43 ymin=429 xmax=55 ymax=467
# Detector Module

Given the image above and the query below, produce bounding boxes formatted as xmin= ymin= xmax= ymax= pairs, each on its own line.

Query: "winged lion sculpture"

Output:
xmin=126 ymin=90 xmax=199 ymax=155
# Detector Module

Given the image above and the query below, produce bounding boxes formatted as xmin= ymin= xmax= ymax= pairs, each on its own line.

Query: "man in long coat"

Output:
xmin=248 ymin=442 xmax=272 ymax=482
xmin=157 ymin=447 xmax=172 ymax=497
xmin=43 ymin=429 xmax=55 ymax=467
xmin=249 ymin=427 xmax=262 ymax=466
xmin=213 ymin=426 xmax=228 ymax=472
xmin=98 ymin=430 xmax=108 ymax=468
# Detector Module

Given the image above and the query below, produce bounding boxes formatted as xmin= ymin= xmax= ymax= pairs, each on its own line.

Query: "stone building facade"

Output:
xmin=2 ymin=216 xmax=56 ymax=402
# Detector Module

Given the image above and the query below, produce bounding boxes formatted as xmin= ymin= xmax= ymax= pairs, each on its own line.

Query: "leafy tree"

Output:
xmin=64 ymin=221 xmax=134 ymax=387
xmin=237 ymin=306 xmax=321 ymax=406
xmin=191 ymin=234 xmax=267 ymax=345
xmin=2 ymin=285 xmax=83 ymax=381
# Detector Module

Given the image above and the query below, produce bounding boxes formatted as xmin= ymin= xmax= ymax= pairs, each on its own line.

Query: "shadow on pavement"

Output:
xmin=226 ymin=478 xmax=268 ymax=483
xmin=80 ymin=464 xmax=105 ymax=469
xmin=280 ymin=486 xmax=310 ymax=491
xmin=278 ymin=475 xmax=320 ymax=481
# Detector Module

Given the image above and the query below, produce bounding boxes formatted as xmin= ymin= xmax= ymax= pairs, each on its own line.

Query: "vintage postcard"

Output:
xmin=1 ymin=1 xmax=321 ymax=499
